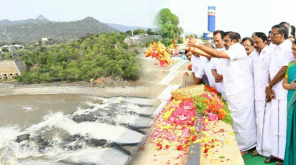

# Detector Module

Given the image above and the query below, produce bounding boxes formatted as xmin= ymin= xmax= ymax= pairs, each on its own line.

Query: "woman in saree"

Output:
xmin=283 ymin=39 xmax=296 ymax=165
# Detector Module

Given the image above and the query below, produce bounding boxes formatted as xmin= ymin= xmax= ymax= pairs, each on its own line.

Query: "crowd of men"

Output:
xmin=179 ymin=22 xmax=296 ymax=165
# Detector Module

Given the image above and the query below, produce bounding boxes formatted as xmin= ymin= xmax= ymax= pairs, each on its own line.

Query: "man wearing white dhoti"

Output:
xmin=249 ymin=32 xmax=272 ymax=158
xmin=265 ymin=24 xmax=294 ymax=165
xmin=210 ymin=30 xmax=227 ymax=100
xmin=184 ymin=32 xmax=257 ymax=156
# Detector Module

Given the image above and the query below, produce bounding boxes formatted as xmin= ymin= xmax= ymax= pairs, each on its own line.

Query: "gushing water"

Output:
xmin=0 ymin=95 xmax=156 ymax=165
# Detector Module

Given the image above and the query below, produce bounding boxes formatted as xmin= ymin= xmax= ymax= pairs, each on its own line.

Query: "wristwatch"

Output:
xmin=266 ymin=84 xmax=270 ymax=88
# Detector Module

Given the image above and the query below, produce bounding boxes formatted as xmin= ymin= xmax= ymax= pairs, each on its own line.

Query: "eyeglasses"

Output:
xmin=270 ymin=32 xmax=281 ymax=37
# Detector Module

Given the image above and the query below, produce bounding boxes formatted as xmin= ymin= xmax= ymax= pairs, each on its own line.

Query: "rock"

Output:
xmin=63 ymin=134 xmax=83 ymax=142
xmin=38 ymin=141 xmax=49 ymax=151
xmin=72 ymin=110 xmax=105 ymax=123
xmin=20 ymin=144 xmax=30 ymax=150
xmin=31 ymin=135 xmax=43 ymax=143
xmin=72 ymin=114 xmax=97 ymax=123
xmin=16 ymin=134 xmax=30 ymax=143
xmin=64 ymin=145 xmax=83 ymax=151
xmin=86 ymin=139 xmax=107 ymax=147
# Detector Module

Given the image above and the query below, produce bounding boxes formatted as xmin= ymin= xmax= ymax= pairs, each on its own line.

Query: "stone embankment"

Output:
xmin=0 ymin=83 xmax=153 ymax=98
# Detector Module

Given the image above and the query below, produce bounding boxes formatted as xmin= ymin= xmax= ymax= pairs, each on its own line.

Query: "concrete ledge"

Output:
xmin=0 ymin=85 xmax=155 ymax=98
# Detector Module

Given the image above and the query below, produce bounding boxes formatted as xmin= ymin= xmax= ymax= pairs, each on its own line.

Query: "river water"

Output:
xmin=0 ymin=94 xmax=157 ymax=165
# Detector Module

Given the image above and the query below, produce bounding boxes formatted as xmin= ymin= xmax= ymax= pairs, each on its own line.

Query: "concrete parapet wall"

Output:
xmin=0 ymin=85 xmax=154 ymax=98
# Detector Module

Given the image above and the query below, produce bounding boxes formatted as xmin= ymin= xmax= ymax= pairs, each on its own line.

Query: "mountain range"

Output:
xmin=0 ymin=15 xmax=50 ymax=25
xmin=0 ymin=15 xmax=197 ymax=42
xmin=0 ymin=16 xmax=119 ymax=42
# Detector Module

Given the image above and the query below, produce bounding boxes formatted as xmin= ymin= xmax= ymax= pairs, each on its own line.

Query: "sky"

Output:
xmin=0 ymin=0 xmax=296 ymax=38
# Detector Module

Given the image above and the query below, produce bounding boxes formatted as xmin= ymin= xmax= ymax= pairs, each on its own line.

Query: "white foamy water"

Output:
xmin=74 ymin=97 xmax=155 ymax=116
xmin=0 ymin=95 xmax=156 ymax=165
xmin=24 ymin=112 xmax=144 ymax=144
xmin=21 ymin=106 xmax=33 ymax=112
xmin=0 ymin=126 xmax=20 ymax=149
xmin=116 ymin=115 xmax=152 ymax=128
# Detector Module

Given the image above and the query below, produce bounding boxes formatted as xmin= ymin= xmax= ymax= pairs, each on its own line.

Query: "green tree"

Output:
xmin=4 ymin=52 xmax=11 ymax=60
xmin=146 ymin=28 xmax=152 ymax=35
xmin=133 ymin=28 xmax=146 ymax=35
xmin=125 ymin=30 xmax=132 ymax=35
xmin=2 ymin=47 xmax=9 ymax=52
xmin=15 ymin=33 xmax=141 ymax=84
xmin=156 ymin=8 xmax=183 ymax=45
xmin=18 ymin=49 xmax=31 ymax=56
xmin=123 ymin=63 xmax=140 ymax=80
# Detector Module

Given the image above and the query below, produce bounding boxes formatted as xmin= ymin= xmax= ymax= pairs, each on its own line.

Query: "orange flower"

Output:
xmin=217 ymin=109 xmax=227 ymax=120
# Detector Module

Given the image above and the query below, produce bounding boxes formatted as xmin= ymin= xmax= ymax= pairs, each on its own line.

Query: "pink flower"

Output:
xmin=208 ymin=112 xmax=218 ymax=121
xmin=181 ymin=128 xmax=190 ymax=138
xmin=179 ymin=115 xmax=187 ymax=121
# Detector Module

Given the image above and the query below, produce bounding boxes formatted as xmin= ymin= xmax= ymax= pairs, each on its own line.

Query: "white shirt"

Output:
xmin=248 ymin=50 xmax=256 ymax=74
xmin=210 ymin=47 xmax=226 ymax=93
xmin=196 ymin=56 xmax=216 ymax=88
xmin=191 ymin=55 xmax=200 ymax=75
xmin=269 ymin=39 xmax=294 ymax=99
xmin=222 ymin=43 xmax=254 ymax=96
xmin=250 ymin=46 xmax=272 ymax=100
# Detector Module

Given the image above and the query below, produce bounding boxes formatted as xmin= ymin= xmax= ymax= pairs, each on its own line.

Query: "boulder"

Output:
xmin=16 ymin=134 xmax=30 ymax=143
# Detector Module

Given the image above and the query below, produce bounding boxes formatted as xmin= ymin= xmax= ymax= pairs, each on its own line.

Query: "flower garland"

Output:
xmin=143 ymin=85 xmax=234 ymax=164
xmin=194 ymin=85 xmax=232 ymax=124
xmin=144 ymin=41 xmax=173 ymax=67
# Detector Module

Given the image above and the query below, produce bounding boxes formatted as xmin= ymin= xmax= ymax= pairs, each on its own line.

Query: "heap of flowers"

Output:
xmin=143 ymin=85 xmax=234 ymax=165
xmin=148 ymin=98 xmax=198 ymax=151
xmin=194 ymin=85 xmax=232 ymax=124
xmin=144 ymin=41 xmax=173 ymax=67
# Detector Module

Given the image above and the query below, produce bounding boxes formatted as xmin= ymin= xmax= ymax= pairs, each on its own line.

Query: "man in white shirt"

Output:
xmin=265 ymin=24 xmax=295 ymax=165
xmin=210 ymin=30 xmax=227 ymax=100
xmin=185 ymin=50 xmax=201 ymax=85
xmin=187 ymin=32 xmax=256 ymax=156
xmin=250 ymin=32 xmax=272 ymax=158
xmin=194 ymin=43 xmax=216 ymax=88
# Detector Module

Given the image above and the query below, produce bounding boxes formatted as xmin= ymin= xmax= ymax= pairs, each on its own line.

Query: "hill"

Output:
xmin=0 ymin=15 xmax=50 ymax=25
xmin=0 ymin=17 xmax=119 ymax=42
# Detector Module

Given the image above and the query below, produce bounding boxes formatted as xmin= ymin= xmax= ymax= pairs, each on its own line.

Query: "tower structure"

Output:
xmin=207 ymin=6 xmax=216 ymax=32
xmin=203 ymin=6 xmax=216 ymax=40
